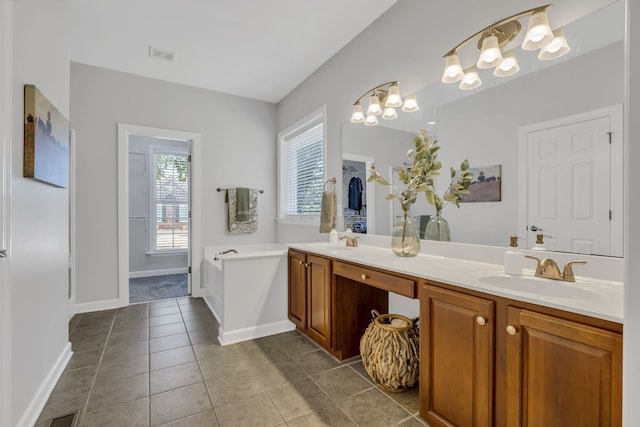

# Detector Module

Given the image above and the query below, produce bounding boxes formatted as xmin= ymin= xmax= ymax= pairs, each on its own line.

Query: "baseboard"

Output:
xmin=72 ymin=298 xmax=122 ymax=315
xmin=15 ymin=342 xmax=72 ymax=427
xmin=218 ymin=320 xmax=296 ymax=346
xmin=129 ymin=268 xmax=188 ymax=279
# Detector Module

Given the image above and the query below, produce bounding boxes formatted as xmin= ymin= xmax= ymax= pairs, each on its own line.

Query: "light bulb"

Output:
xmin=401 ymin=93 xmax=419 ymax=112
xmin=385 ymin=83 xmax=403 ymax=108
xmin=477 ymin=34 xmax=503 ymax=69
xmin=538 ymin=28 xmax=570 ymax=60
xmin=441 ymin=53 xmax=464 ymax=83
xmin=494 ymin=49 xmax=520 ymax=77
xmin=522 ymin=10 xmax=554 ymax=50
xmin=366 ymin=94 xmax=382 ymax=116
xmin=364 ymin=114 xmax=379 ymax=126
xmin=382 ymin=107 xmax=398 ymax=120
xmin=350 ymin=103 xmax=365 ymax=124
xmin=459 ymin=66 xmax=482 ymax=90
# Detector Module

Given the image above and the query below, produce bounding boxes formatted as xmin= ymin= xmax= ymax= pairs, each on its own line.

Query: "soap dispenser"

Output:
xmin=531 ymin=234 xmax=547 ymax=251
xmin=504 ymin=235 xmax=524 ymax=276
xmin=329 ymin=228 xmax=338 ymax=243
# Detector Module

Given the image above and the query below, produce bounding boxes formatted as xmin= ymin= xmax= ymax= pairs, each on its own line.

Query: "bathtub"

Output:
xmin=203 ymin=243 xmax=295 ymax=345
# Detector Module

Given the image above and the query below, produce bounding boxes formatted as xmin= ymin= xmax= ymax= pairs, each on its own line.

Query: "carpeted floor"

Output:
xmin=129 ymin=273 xmax=189 ymax=303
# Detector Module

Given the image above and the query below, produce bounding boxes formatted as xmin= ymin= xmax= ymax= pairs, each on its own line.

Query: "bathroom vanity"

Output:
xmin=287 ymin=242 xmax=623 ymax=427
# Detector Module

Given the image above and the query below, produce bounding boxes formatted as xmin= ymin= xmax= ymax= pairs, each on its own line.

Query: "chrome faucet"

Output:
xmin=339 ymin=235 xmax=359 ymax=247
xmin=525 ymin=256 xmax=587 ymax=282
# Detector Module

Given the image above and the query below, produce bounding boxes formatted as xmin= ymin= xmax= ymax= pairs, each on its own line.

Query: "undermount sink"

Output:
xmin=473 ymin=272 xmax=609 ymax=302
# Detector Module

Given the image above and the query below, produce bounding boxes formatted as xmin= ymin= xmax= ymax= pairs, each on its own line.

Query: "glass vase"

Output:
xmin=425 ymin=212 xmax=451 ymax=242
xmin=391 ymin=210 xmax=420 ymax=257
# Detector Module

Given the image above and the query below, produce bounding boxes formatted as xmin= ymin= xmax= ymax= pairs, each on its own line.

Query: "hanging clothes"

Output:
xmin=348 ymin=176 xmax=364 ymax=211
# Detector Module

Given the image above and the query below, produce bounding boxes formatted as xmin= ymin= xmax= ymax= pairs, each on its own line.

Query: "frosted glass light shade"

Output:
xmin=459 ymin=66 xmax=482 ymax=90
xmin=522 ymin=10 xmax=554 ymax=50
xmin=364 ymin=114 xmax=379 ymax=126
xmin=494 ymin=49 xmax=520 ymax=77
xmin=350 ymin=103 xmax=365 ymax=123
xmin=401 ymin=93 xmax=419 ymax=112
xmin=477 ymin=35 xmax=503 ymax=69
xmin=441 ymin=53 xmax=464 ymax=83
xmin=538 ymin=28 xmax=570 ymax=60
xmin=382 ymin=107 xmax=398 ymax=120
xmin=366 ymin=94 xmax=382 ymax=116
xmin=385 ymin=84 xmax=403 ymax=108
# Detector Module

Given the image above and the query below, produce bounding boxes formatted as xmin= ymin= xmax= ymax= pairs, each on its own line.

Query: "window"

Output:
xmin=279 ymin=107 xmax=326 ymax=220
xmin=150 ymin=147 xmax=189 ymax=252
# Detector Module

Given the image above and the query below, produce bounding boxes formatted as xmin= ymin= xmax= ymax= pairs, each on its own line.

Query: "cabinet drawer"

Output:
xmin=334 ymin=261 xmax=415 ymax=298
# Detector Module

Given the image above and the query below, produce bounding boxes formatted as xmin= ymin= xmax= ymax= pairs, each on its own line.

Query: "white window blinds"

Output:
xmin=152 ymin=150 xmax=189 ymax=251
xmin=285 ymin=122 xmax=324 ymax=216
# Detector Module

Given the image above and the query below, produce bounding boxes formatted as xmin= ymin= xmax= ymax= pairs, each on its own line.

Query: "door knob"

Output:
xmin=530 ymin=225 xmax=542 ymax=232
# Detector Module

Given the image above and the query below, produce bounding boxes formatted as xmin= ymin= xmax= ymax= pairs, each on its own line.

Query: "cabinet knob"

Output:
xmin=305 ymin=262 xmax=309 ymax=268
xmin=476 ymin=316 xmax=486 ymax=326
xmin=298 ymin=260 xmax=303 ymax=265
xmin=506 ymin=325 xmax=518 ymax=336
xmin=361 ymin=273 xmax=369 ymax=280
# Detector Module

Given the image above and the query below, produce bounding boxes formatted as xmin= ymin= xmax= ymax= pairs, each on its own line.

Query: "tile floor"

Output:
xmin=36 ymin=297 xmax=428 ymax=427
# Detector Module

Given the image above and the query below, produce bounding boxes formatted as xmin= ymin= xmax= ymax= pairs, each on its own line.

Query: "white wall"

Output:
xmin=129 ymin=135 xmax=188 ymax=275
xmin=11 ymin=0 xmax=71 ymax=425
xmin=71 ymin=62 xmax=278 ymax=304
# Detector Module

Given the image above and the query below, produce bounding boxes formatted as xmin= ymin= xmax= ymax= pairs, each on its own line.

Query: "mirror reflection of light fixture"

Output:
xmin=350 ymin=81 xmax=419 ymax=126
xmin=441 ymin=4 xmax=569 ymax=90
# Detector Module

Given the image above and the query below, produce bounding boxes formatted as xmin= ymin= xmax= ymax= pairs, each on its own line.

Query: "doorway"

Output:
xmin=118 ymin=124 xmax=202 ymax=307
xmin=342 ymin=153 xmax=375 ymax=234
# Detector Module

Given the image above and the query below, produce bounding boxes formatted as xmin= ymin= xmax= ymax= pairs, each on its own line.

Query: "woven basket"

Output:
xmin=359 ymin=310 xmax=419 ymax=393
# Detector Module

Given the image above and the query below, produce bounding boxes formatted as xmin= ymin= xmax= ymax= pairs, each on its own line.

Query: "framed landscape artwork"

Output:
xmin=460 ymin=165 xmax=502 ymax=203
xmin=23 ymin=84 xmax=69 ymax=188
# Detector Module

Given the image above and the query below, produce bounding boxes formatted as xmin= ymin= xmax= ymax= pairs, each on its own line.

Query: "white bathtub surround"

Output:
xmin=204 ymin=244 xmax=295 ymax=345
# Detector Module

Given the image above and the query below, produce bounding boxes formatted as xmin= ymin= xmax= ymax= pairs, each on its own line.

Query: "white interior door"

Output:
xmin=527 ymin=116 xmax=612 ymax=255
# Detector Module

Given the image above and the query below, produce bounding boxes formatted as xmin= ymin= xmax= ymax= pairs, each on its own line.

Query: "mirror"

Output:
xmin=341 ymin=0 xmax=624 ymax=256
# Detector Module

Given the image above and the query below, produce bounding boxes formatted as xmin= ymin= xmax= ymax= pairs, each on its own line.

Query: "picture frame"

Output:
xmin=460 ymin=164 xmax=502 ymax=203
xmin=23 ymin=84 xmax=70 ymax=188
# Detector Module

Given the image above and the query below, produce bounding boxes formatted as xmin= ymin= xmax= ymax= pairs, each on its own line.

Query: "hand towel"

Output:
xmin=226 ymin=188 xmax=258 ymax=233
xmin=319 ymin=190 xmax=336 ymax=233
xmin=236 ymin=187 xmax=250 ymax=221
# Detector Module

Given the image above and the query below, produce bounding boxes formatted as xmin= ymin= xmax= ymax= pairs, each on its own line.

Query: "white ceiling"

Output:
xmin=69 ymin=0 xmax=397 ymax=103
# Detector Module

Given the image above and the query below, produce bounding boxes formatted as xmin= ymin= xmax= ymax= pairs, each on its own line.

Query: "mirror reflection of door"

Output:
xmin=524 ymin=106 xmax=623 ymax=256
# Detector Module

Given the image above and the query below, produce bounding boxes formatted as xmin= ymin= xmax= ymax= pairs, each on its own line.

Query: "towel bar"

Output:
xmin=324 ymin=177 xmax=337 ymax=191
xmin=216 ymin=187 xmax=264 ymax=194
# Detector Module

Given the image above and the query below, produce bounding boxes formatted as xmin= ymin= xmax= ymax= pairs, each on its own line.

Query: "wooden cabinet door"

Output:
xmin=306 ymin=255 xmax=332 ymax=348
xmin=287 ymin=251 xmax=307 ymax=330
xmin=420 ymin=284 xmax=494 ymax=427
xmin=505 ymin=307 xmax=622 ymax=427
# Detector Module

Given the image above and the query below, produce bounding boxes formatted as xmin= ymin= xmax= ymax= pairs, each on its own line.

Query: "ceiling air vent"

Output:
xmin=149 ymin=46 xmax=175 ymax=62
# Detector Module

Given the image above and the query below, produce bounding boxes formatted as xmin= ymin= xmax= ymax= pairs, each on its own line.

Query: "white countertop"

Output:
xmin=288 ymin=242 xmax=623 ymax=324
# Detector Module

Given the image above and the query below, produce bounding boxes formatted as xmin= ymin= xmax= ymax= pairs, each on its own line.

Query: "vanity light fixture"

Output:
xmin=350 ymin=81 xmax=419 ymax=126
xmin=441 ymin=4 xmax=570 ymax=90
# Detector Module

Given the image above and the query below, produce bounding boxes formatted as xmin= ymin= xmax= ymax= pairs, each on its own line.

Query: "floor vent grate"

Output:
xmin=50 ymin=412 xmax=78 ymax=427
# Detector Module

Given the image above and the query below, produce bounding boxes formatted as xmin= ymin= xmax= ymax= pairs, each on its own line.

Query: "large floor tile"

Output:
xmin=278 ymin=335 xmax=320 ymax=356
xmin=338 ymin=388 xmax=412 ymax=427
xmin=81 ymin=397 xmax=149 ymax=427
xmin=36 ymin=388 xmax=88 ymax=425
xmin=86 ymin=372 xmax=149 ymax=412
xmin=66 ymin=349 xmax=101 ymax=371
xmin=151 ymin=345 xmax=196 ymax=371
xmin=287 ymin=403 xmax=357 ymax=427
xmin=384 ymin=385 xmax=420 ymax=415
xmin=313 ymin=366 xmax=373 ymax=400
xmin=101 ymin=339 xmax=149 ymax=363
xmin=151 ymin=321 xmax=187 ymax=339
xmin=97 ymin=353 xmax=149 ymax=379
xmin=293 ymin=349 xmax=341 ymax=376
xmin=184 ymin=317 xmax=216 ymax=332
xmin=252 ymin=356 xmax=309 ymax=390
xmin=150 ymin=304 xmax=182 ymax=317
xmin=187 ymin=328 xmax=218 ymax=345
xmin=267 ymin=377 xmax=333 ymax=420
xmin=53 ymin=365 xmax=97 ymax=394
xmin=205 ymin=368 xmax=264 ymax=407
xmin=150 ymin=382 xmax=212 ymax=426
xmin=214 ymin=392 xmax=284 ymax=427
xmin=157 ymin=409 xmax=218 ymax=427
xmin=150 ymin=361 xmax=203 ymax=395
xmin=70 ymin=334 xmax=108 ymax=353
xmin=398 ymin=416 xmax=430 ymax=426
xmin=150 ymin=313 xmax=184 ymax=327
xmin=198 ymin=348 xmax=248 ymax=380
xmin=150 ymin=332 xmax=191 ymax=353
xmin=69 ymin=324 xmax=111 ymax=341
xmin=111 ymin=316 xmax=149 ymax=332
